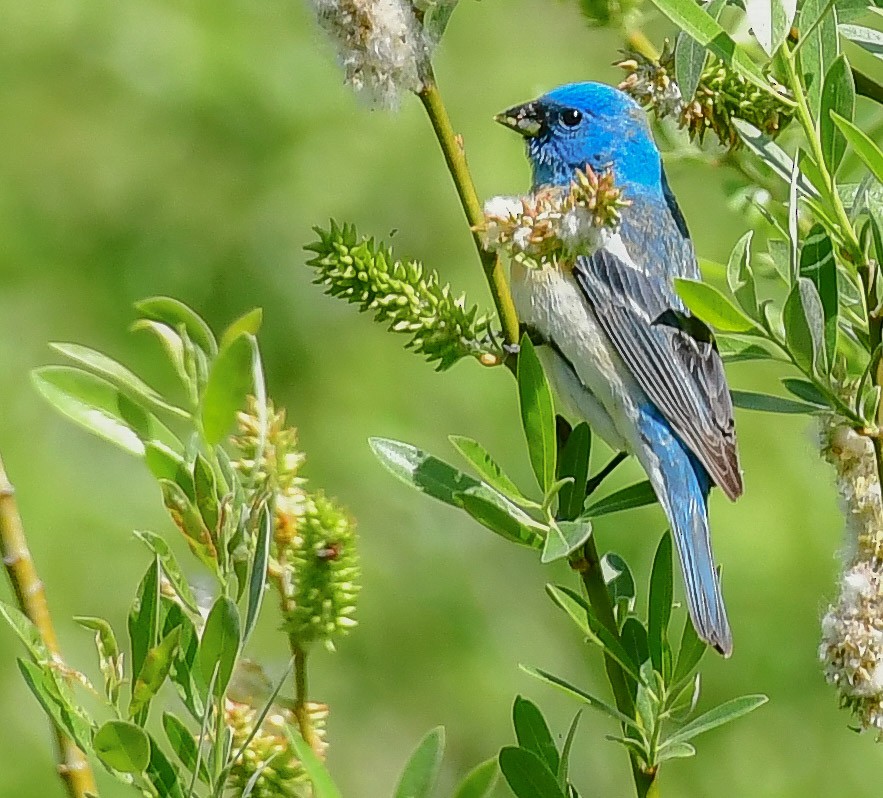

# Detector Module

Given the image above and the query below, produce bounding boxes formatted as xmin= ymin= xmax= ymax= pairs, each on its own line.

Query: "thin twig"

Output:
xmin=0 ymin=454 xmax=95 ymax=797
xmin=417 ymin=74 xmax=521 ymax=348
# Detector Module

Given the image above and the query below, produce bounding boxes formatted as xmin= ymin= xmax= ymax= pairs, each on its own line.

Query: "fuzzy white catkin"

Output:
xmin=818 ymin=415 xmax=883 ymax=732
xmin=311 ymin=0 xmax=429 ymax=109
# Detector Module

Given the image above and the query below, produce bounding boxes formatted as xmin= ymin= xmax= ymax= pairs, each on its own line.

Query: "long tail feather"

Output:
xmin=635 ymin=405 xmax=733 ymax=656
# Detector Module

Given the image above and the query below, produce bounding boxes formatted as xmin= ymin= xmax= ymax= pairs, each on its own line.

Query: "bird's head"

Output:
xmin=496 ymin=81 xmax=662 ymax=194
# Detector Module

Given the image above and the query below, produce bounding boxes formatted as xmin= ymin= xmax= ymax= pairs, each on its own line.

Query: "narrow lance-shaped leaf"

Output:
xmin=517 ymin=335 xmax=557 ymax=493
xmin=201 ymin=333 xmax=256 ymax=445
xmin=733 ymin=121 xmax=819 ymax=198
xmin=745 ymin=0 xmax=796 ymax=56
xmin=287 ymin=728 xmax=344 ymax=798
xmin=556 ymin=422 xmax=591 ymax=521
xmin=17 ymin=659 xmax=94 ymax=751
xmin=726 ymin=232 xmax=757 ymax=318
xmin=513 ymin=696 xmax=560 ymax=774
xmin=662 ymin=695 xmax=768 ymax=748
xmin=457 ymin=488 xmax=545 ymax=549
xmin=129 ymin=626 xmax=183 ymax=721
xmin=452 ymin=758 xmax=499 ymax=798
xmin=74 ymin=615 xmax=123 ymax=705
xmin=798 ymin=224 xmax=838 ymax=370
xmin=449 ymin=435 xmax=533 ymax=505
xmin=648 ymin=532 xmax=674 ymax=677
xmin=50 ymin=343 xmax=189 ymax=419
xmin=198 ymin=597 xmax=240 ymax=697
xmin=135 ymin=296 xmax=217 ymax=357
xmin=839 ymin=24 xmax=883 ymax=60
xmin=784 ymin=277 xmax=827 ymax=375
xmin=674 ymin=0 xmax=726 ymax=102
xmin=243 ymin=503 xmax=273 ymax=644
xmin=643 ymin=0 xmax=774 ymax=92
xmin=498 ymin=747 xmax=567 ymax=798
xmin=32 ymin=367 xmax=182 ymax=457
xmin=583 ymin=481 xmax=657 ymax=518
xmin=128 ymin=557 xmax=161 ymax=686
xmin=820 ymin=55 xmax=855 ymax=174
xmin=132 ymin=530 xmax=199 ymax=613
xmin=673 ymin=279 xmax=759 ymax=333
xmin=731 ymin=390 xmax=827 ymax=414
xmin=799 ymin=0 xmax=839 ymax=116
xmin=163 ymin=711 xmax=210 ymax=783
xmin=394 ymin=726 xmax=445 ymax=798
xmin=219 ymin=308 xmax=263 ymax=351
xmin=831 ymin=112 xmax=883 ymax=185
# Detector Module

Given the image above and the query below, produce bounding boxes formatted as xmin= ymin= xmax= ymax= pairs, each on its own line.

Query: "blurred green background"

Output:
xmin=0 ymin=0 xmax=878 ymax=795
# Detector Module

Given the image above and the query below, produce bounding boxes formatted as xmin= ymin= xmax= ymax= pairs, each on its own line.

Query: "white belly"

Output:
xmin=510 ymin=260 xmax=643 ymax=455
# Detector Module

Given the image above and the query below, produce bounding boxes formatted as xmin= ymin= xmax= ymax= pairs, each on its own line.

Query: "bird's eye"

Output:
xmin=561 ymin=109 xmax=583 ymax=128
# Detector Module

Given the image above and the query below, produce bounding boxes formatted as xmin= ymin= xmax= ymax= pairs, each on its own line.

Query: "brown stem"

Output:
xmin=0 ymin=454 xmax=95 ymax=797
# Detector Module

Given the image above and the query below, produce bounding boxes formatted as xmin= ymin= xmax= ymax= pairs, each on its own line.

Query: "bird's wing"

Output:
xmin=573 ymin=247 xmax=743 ymax=500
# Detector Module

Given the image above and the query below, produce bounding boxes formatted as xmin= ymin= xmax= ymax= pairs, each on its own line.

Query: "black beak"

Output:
xmin=494 ymin=101 xmax=544 ymax=137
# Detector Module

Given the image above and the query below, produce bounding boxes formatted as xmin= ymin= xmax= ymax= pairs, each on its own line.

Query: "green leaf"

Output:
xmin=821 ymin=55 xmax=855 ymax=175
xmin=201 ymin=333 xmax=256 ymax=445
xmin=219 ymin=308 xmax=263 ymax=351
xmin=128 ymin=557 xmax=161 ymax=687
xmin=832 ymin=111 xmax=883 ymax=184
xmin=673 ymin=279 xmax=759 ymax=333
xmin=74 ymin=615 xmax=123 ymax=705
xmin=159 ymin=479 xmax=218 ymax=567
xmin=369 ymin=437 xmax=485 ymax=507
xmin=17 ymin=658 xmax=94 ymax=751
xmin=733 ymin=121 xmax=819 ymax=198
xmin=648 ymin=533 xmax=674 ymax=677
xmin=545 ymin=585 xmax=641 ymax=682
xmin=643 ymin=0 xmax=772 ymax=91
xmin=799 ymin=224 xmax=838 ymax=369
xmin=50 ymin=343 xmax=189 ymax=419
xmin=556 ymin=711 xmax=582 ymax=790
xmin=556 ymin=422 xmax=591 ymax=521
xmin=287 ymin=727 xmax=344 ymax=798
xmin=517 ymin=335 xmax=557 ymax=493
xmin=162 ymin=602 xmax=203 ymax=720
xmin=662 ymin=695 xmax=768 ymax=748
xmin=658 ymin=742 xmax=697 ymax=762
xmin=583 ymin=481 xmax=657 ymax=518
xmin=731 ymin=390 xmax=826 ymax=414
xmin=135 ymin=296 xmax=217 ymax=357
xmin=394 ymin=726 xmax=445 ymax=798
xmin=800 ymin=0 xmax=839 ymax=115
xmin=145 ymin=733 xmax=186 ymax=798
xmin=94 ymin=720 xmax=151 ymax=773
xmin=144 ymin=443 xmax=192 ymax=496
xmin=452 ymin=758 xmax=499 ymax=798
xmin=621 ymin=618 xmax=650 ymax=669
xmin=745 ymin=0 xmax=796 ymax=55
xmin=0 ymin=599 xmax=52 ymax=661
xmin=192 ymin=454 xmax=220 ymax=538
xmin=457 ymin=487 xmax=545 ymax=549
xmin=449 ymin=435 xmax=532 ymax=505
xmin=32 ymin=367 xmax=181 ymax=457
xmin=674 ymin=0 xmax=727 ymax=101
xmin=726 ymin=232 xmax=757 ymax=317
xmin=839 ymin=23 xmax=883 ymax=60
xmin=513 ymin=696 xmax=560 ymax=774
xmin=521 ymin=666 xmax=644 ymax=734
xmin=498 ymin=747 xmax=566 ymax=798
xmin=244 ymin=503 xmax=272 ymax=644
xmin=715 ymin=337 xmax=780 ymax=364
xmin=132 ymin=531 xmax=199 ymax=613
xmin=602 ymin=553 xmax=636 ymax=604
xmin=541 ymin=519 xmax=593 ymax=564
xmin=129 ymin=626 xmax=182 ymax=721
xmin=674 ymin=616 xmax=707 ymax=684
xmin=420 ymin=0 xmax=460 ymax=43
xmin=781 ymin=378 xmax=829 ymax=407
xmin=784 ymin=277 xmax=827 ymax=375
xmin=198 ymin=597 xmax=240 ymax=697
xmin=163 ymin=712 xmax=209 ymax=783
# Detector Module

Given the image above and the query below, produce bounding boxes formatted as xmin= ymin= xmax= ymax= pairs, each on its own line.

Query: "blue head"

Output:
xmin=496 ymin=82 xmax=662 ymax=195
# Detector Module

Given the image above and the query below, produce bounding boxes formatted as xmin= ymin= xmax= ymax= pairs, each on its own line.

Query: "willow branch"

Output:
xmin=417 ymin=74 xmax=521 ymax=348
xmin=0 ymin=454 xmax=95 ymax=798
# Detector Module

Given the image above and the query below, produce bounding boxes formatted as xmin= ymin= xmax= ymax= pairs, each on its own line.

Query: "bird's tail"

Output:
xmin=634 ymin=406 xmax=733 ymax=657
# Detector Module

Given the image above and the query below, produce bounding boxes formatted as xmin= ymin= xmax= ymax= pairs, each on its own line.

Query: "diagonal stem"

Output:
xmin=417 ymin=74 xmax=521 ymax=348
xmin=0 ymin=454 xmax=95 ymax=797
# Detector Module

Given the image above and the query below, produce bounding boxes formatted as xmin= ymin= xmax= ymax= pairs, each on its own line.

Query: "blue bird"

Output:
xmin=496 ymin=82 xmax=742 ymax=656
